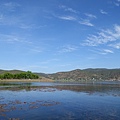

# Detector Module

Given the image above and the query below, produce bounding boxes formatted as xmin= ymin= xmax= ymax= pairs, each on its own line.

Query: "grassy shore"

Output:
xmin=0 ymin=77 xmax=54 ymax=82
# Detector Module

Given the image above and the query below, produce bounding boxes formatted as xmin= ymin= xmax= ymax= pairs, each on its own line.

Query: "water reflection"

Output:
xmin=0 ymin=82 xmax=120 ymax=97
xmin=0 ymin=82 xmax=120 ymax=120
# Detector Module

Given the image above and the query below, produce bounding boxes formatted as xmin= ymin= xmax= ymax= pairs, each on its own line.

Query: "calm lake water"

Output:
xmin=0 ymin=81 xmax=120 ymax=120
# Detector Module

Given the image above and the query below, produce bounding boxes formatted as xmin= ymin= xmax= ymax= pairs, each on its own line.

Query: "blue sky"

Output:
xmin=0 ymin=0 xmax=120 ymax=73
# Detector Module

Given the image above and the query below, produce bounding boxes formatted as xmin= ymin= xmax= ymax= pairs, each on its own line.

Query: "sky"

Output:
xmin=0 ymin=0 xmax=120 ymax=73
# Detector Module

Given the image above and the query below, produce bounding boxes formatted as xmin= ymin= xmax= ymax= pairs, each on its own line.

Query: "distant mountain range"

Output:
xmin=1 ymin=68 xmax=120 ymax=81
xmin=46 ymin=68 xmax=120 ymax=81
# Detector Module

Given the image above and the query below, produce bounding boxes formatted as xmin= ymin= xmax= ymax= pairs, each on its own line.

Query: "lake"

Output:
xmin=0 ymin=81 xmax=120 ymax=120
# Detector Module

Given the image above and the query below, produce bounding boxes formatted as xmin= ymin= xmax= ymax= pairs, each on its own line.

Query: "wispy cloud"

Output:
xmin=56 ymin=7 xmax=96 ymax=27
xmin=58 ymin=15 xmax=77 ymax=21
xmin=57 ymin=15 xmax=94 ymax=26
xmin=59 ymin=5 xmax=78 ymax=13
xmin=20 ymin=24 xmax=35 ymax=29
xmin=0 ymin=3 xmax=22 ymax=26
xmin=2 ymin=2 xmax=21 ymax=12
xmin=85 ymin=13 xmax=97 ymax=19
xmin=65 ymin=8 xmax=78 ymax=13
xmin=102 ymin=49 xmax=114 ymax=54
xmin=79 ymin=19 xmax=94 ymax=27
xmin=0 ymin=34 xmax=32 ymax=44
xmin=83 ymin=24 xmax=120 ymax=46
xmin=90 ymin=48 xmax=114 ymax=55
xmin=100 ymin=9 xmax=108 ymax=15
xmin=0 ymin=13 xmax=22 ymax=26
xmin=114 ymin=0 xmax=120 ymax=6
xmin=79 ymin=13 xmax=96 ymax=27
xmin=0 ymin=2 xmax=36 ymax=28
xmin=109 ymin=42 xmax=120 ymax=49
xmin=58 ymin=45 xmax=78 ymax=53
xmin=20 ymin=24 xmax=46 ymax=30
xmin=98 ymin=49 xmax=114 ymax=55
xmin=3 ymin=2 xmax=20 ymax=7
xmin=114 ymin=2 xmax=120 ymax=6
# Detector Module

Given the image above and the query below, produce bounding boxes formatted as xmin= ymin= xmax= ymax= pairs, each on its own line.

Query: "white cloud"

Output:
xmin=85 ymin=13 xmax=97 ymax=19
xmin=58 ymin=45 xmax=78 ymax=53
xmin=100 ymin=9 xmax=108 ymax=14
xmin=20 ymin=24 xmax=34 ymax=29
xmin=114 ymin=24 xmax=120 ymax=33
xmin=57 ymin=9 xmax=96 ymax=26
xmin=109 ymin=0 xmax=120 ymax=6
xmin=0 ymin=2 xmax=28 ymax=27
xmin=59 ymin=5 xmax=78 ymax=13
xmin=0 ymin=14 xmax=22 ymax=26
xmin=109 ymin=43 xmax=120 ymax=49
xmin=20 ymin=24 xmax=46 ymax=30
xmin=84 ymin=24 xmax=120 ymax=46
xmin=65 ymin=8 xmax=78 ymax=13
xmin=79 ymin=19 xmax=94 ymax=27
xmin=3 ymin=2 xmax=21 ymax=11
xmin=98 ymin=49 xmax=114 ymax=55
xmin=0 ymin=3 xmax=23 ymax=26
xmin=58 ymin=16 xmax=76 ymax=21
xmin=79 ymin=13 xmax=96 ymax=27
xmin=89 ymin=49 xmax=114 ymax=55
xmin=114 ymin=2 xmax=120 ymax=6
xmin=0 ymin=34 xmax=32 ymax=44
xmin=103 ymin=49 xmax=114 ymax=54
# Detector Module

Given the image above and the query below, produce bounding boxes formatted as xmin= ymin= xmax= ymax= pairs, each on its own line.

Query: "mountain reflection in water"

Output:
xmin=0 ymin=81 xmax=120 ymax=120
xmin=0 ymin=82 xmax=120 ymax=96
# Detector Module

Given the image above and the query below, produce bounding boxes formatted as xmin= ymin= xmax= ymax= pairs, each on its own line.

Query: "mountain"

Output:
xmin=0 ymin=68 xmax=120 ymax=81
xmin=0 ymin=69 xmax=25 ymax=74
xmin=34 ymin=72 xmax=49 ymax=78
xmin=48 ymin=68 xmax=120 ymax=81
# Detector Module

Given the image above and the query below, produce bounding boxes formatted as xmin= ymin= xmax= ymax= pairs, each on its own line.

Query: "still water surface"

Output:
xmin=0 ymin=81 xmax=120 ymax=120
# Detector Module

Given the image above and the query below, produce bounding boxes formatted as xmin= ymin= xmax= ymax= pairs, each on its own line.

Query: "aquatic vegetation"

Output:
xmin=0 ymin=99 xmax=60 ymax=119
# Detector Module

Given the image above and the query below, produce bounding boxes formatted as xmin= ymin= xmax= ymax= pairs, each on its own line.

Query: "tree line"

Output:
xmin=0 ymin=71 xmax=39 ymax=79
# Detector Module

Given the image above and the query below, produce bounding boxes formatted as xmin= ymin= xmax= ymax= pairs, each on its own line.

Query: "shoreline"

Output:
xmin=0 ymin=78 xmax=54 ymax=82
